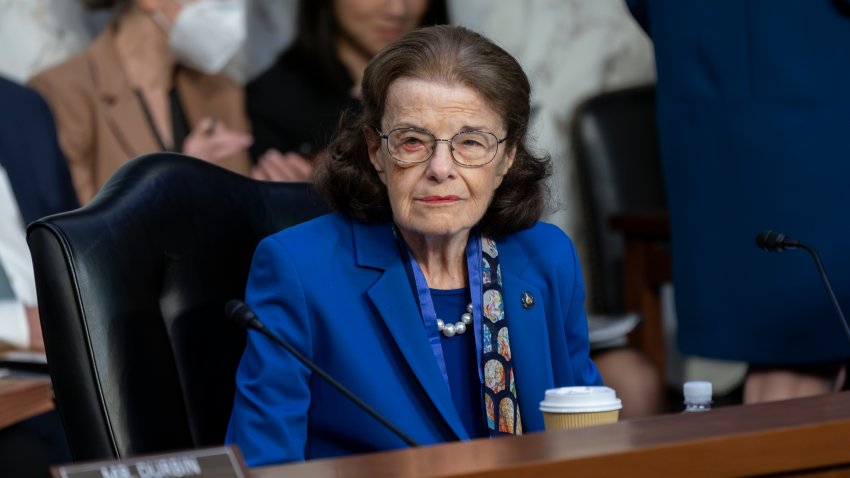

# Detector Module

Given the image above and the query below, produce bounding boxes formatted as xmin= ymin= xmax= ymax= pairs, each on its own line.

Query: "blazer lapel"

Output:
xmin=500 ymin=259 xmax=553 ymax=432
xmin=89 ymin=27 xmax=161 ymax=159
xmin=354 ymin=221 xmax=467 ymax=440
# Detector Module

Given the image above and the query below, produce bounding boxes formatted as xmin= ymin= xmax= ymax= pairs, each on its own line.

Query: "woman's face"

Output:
xmin=368 ymin=78 xmax=515 ymax=240
xmin=334 ymin=0 xmax=429 ymax=57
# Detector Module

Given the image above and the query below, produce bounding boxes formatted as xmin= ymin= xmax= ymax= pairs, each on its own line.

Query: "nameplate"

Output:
xmin=51 ymin=445 xmax=248 ymax=478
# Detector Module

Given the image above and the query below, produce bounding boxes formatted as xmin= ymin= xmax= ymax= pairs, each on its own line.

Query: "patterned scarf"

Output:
xmin=480 ymin=237 xmax=521 ymax=435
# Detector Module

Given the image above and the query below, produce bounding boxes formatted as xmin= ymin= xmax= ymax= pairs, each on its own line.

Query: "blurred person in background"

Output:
xmin=0 ymin=75 xmax=78 ymax=352
xmin=0 ymin=0 xmax=94 ymax=83
xmin=0 ymin=75 xmax=76 ymax=478
xmin=627 ymin=0 xmax=850 ymax=403
xmin=28 ymin=0 xmax=253 ymax=205
xmin=246 ymin=0 xmax=448 ymax=182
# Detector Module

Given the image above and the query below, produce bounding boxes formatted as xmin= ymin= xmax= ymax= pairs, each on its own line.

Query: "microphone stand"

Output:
xmin=229 ymin=302 xmax=419 ymax=447
xmin=795 ymin=241 xmax=850 ymax=345
xmin=756 ymin=231 xmax=850 ymax=347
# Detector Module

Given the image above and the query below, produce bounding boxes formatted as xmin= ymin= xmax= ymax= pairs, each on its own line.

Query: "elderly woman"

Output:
xmin=226 ymin=25 xmax=602 ymax=466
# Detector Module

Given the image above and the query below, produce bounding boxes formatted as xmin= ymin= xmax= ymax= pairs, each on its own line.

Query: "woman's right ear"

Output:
xmin=364 ymin=126 xmax=380 ymax=159
xmin=363 ymin=126 xmax=379 ymax=145
xmin=364 ymin=127 xmax=387 ymax=181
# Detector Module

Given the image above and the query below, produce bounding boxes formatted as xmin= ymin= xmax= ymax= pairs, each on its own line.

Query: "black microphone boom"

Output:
xmin=224 ymin=299 xmax=419 ymax=448
xmin=755 ymin=230 xmax=801 ymax=252
xmin=755 ymin=230 xmax=850 ymax=346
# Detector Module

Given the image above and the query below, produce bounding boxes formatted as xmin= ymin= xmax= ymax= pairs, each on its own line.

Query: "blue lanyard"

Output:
xmin=399 ymin=229 xmax=485 ymax=389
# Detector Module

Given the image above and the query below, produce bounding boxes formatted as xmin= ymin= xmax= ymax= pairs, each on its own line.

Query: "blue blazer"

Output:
xmin=226 ymin=213 xmax=601 ymax=466
xmin=0 ymin=76 xmax=78 ymax=224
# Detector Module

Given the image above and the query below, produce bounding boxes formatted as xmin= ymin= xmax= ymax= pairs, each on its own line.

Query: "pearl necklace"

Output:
xmin=436 ymin=303 xmax=473 ymax=338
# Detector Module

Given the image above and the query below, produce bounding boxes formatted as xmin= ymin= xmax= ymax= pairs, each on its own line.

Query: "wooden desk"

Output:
xmin=609 ymin=212 xmax=671 ymax=382
xmin=253 ymin=391 xmax=850 ymax=477
xmin=0 ymin=377 xmax=54 ymax=428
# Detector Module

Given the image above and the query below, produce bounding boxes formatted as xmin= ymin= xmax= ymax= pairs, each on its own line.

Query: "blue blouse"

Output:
xmin=431 ymin=288 xmax=488 ymax=439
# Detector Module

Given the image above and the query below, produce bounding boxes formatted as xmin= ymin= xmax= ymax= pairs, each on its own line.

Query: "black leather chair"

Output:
xmin=572 ymin=84 xmax=666 ymax=317
xmin=26 ymin=153 xmax=329 ymax=461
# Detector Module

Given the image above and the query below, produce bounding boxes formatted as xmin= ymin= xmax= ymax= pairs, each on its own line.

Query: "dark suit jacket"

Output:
xmin=0 ymin=76 xmax=78 ymax=224
xmin=226 ymin=213 xmax=602 ymax=466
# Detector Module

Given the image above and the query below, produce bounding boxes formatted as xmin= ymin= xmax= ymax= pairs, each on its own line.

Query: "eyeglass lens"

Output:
xmin=387 ymin=129 xmax=498 ymax=165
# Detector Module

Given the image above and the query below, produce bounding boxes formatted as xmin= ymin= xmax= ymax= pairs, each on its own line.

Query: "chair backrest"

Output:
xmin=572 ymin=84 xmax=665 ymax=315
xmin=27 ymin=154 xmax=329 ymax=461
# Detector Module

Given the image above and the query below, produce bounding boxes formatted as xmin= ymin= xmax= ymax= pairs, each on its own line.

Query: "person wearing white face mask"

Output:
xmin=154 ymin=0 xmax=247 ymax=75
xmin=28 ymin=0 xmax=253 ymax=205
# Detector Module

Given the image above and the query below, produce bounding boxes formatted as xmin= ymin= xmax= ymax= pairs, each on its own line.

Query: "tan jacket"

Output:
xmin=28 ymin=26 xmax=252 ymax=205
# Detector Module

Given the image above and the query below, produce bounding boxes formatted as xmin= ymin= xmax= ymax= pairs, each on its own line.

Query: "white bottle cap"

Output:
xmin=683 ymin=380 xmax=713 ymax=403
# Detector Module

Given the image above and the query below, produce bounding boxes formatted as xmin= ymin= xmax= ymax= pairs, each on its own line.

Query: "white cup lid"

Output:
xmin=539 ymin=386 xmax=622 ymax=413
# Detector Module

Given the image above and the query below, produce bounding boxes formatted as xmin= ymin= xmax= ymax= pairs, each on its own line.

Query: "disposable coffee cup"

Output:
xmin=539 ymin=386 xmax=622 ymax=430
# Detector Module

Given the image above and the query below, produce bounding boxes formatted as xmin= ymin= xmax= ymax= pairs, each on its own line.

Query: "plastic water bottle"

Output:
xmin=683 ymin=381 xmax=712 ymax=412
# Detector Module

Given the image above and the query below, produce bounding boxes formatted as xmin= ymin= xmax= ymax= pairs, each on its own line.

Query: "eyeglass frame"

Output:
xmin=374 ymin=126 xmax=508 ymax=168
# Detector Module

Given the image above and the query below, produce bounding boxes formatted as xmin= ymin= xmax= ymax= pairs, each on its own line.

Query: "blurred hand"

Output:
xmin=183 ymin=116 xmax=252 ymax=164
xmin=25 ymin=305 xmax=44 ymax=352
xmin=251 ymin=149 xmax=316 ymax=182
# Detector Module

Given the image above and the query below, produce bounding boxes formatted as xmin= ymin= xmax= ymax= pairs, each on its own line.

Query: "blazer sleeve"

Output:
xmin=225 ymin=235 xmax=313 ymax=466
xmin=558 ymin=234 xmax=603 ymax=387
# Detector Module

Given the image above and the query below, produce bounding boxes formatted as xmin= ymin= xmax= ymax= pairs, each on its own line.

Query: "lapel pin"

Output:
xmin=521 ymin=291 xmax=535 ymax=309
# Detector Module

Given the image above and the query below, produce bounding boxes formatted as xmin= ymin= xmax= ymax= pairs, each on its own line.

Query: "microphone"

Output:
xmin=755 ymin=231 xmax=850 ymax=345
xmin=224 ymin=299 xmax=419 ymax=448
xmin=755 ymin=230 xmax=802 ymax=252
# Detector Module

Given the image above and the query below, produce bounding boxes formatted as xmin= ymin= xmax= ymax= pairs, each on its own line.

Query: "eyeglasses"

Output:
xmin=375 ymin=127 xmax=507 ymax=167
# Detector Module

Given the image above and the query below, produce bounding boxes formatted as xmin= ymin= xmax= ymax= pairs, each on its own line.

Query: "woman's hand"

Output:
xmin=250 ymin=149 xmax=317 ymax=182
xmin=183 ymin=116 xmax=253 ymax=164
